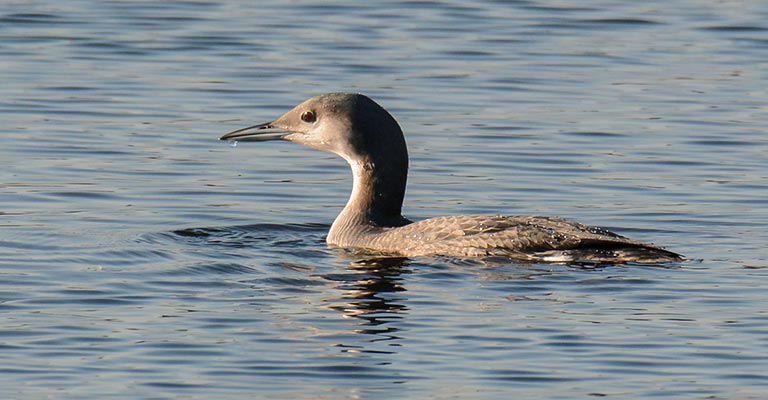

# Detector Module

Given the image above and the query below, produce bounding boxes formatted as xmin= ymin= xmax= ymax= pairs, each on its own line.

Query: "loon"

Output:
xmin=220 ymin=92 xmax=682 ymax=263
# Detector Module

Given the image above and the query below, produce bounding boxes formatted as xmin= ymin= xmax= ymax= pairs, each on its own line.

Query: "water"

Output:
xmin=1 ymin=1 xmax=767 ymax=398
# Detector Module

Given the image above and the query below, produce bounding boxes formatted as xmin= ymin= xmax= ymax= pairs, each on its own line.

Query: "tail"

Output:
xmin=535 ymin=245 xmax=683 ymax=264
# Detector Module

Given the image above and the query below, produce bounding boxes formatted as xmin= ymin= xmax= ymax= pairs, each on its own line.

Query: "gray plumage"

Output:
xmin=221 ymin=92 xmax=682 ymax=263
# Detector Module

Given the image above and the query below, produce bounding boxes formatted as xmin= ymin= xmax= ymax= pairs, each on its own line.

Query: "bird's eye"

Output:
xmin=301 ymin=110 xmax=316 ymax=123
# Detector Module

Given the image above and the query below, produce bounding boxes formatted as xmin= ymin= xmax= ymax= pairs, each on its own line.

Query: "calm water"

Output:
xmin=2 ymin=1 xmax=767 ymax=399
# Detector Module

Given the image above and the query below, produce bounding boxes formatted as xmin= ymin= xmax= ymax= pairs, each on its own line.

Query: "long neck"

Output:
xmin=328 ymin=153 xmax=409 ymax=246
xmin=325 ymin=94 xmax=412 ymax=246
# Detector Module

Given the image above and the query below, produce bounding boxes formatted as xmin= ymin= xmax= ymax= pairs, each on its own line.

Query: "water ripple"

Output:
xmin=1 ymin=0 xmax=767 ymax=398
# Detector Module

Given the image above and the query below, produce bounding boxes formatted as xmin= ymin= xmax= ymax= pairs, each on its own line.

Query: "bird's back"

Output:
xmin=337 ymin=214 xmax=682 ymax=263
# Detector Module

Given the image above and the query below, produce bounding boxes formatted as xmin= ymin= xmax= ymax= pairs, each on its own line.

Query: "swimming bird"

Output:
xmin=220 ymin=92 xmax=682 ymax=263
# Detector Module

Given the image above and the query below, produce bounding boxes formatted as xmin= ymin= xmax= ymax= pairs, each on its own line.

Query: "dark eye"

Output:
xmin=301 ymin=110 xmax=316 ymax=123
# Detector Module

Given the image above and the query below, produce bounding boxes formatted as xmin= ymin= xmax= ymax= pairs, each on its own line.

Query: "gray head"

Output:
xmin=221 ymin=92 xmax=407 ymax=165
xmin=221 ymin=92 xmax=410 ymax=226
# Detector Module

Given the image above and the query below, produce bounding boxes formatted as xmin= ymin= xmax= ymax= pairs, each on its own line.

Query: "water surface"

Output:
xmin=1 ymin=1 xmax=767 ymax=399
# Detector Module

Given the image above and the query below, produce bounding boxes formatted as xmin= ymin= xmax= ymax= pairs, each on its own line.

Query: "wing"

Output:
xmin=375 ymin=215 xmax=681 ymax=262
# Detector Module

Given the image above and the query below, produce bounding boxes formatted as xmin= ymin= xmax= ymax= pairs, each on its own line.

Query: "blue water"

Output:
xmin=1 ymin=1 xmax=767 ymax=399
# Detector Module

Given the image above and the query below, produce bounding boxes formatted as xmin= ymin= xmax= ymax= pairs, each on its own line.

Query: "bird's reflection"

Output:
xmin=323 ymin=256 xmax=410 ymax=351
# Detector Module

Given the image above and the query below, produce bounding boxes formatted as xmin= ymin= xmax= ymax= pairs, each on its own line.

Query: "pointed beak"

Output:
xmin=219 ymin=122 xmax=292 ymax=142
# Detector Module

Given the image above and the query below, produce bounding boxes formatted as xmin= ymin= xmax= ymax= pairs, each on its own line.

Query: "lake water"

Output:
xmin=1 ymin=1 xmax=767 ymax=398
